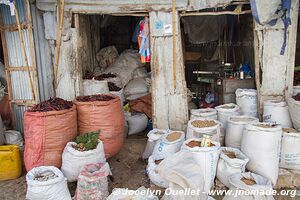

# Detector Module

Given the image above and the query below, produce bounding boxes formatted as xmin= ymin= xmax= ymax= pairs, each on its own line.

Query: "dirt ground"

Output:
xmin=0 ymin=133 xmax=298 ymax=200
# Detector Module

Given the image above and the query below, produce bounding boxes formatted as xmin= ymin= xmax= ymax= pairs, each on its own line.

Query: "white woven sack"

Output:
xmin=26 ymin=166 xmax=72 ymax=200
xmin=61 ymin=141 xmax=106 ymax=182
xmin=241 ymin=123 xmax=282 ymax=185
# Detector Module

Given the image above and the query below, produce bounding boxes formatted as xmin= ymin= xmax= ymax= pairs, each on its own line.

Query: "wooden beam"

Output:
xmin=6 ymin=66 xmax=35 ymax=71
xmin=0 ymin=22 xmax=30 ymax=32
xmin=180 ymin=9 xmax=252 ymax=16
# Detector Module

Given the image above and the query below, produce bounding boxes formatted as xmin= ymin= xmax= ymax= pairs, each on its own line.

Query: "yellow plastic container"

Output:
xmin=0 ymin=145 xmax=22 ymax=180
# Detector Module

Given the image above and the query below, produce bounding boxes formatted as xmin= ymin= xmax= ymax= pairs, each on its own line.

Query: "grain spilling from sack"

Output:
xmin=241 ymin=177 xmax=256 ymax=186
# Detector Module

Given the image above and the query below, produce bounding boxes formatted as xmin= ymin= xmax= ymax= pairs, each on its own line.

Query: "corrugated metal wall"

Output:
xmin=0 ymin=0 xmax=39 ymax=133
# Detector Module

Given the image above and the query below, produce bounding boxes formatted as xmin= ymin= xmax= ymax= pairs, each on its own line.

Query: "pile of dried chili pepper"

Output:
xmin=76 ymin=94 xmax=115 ymax=102
xmin=28 ymin=98 xmax=73 ymax=112
xmin=108 ymin=82 xmax=121 ymax=91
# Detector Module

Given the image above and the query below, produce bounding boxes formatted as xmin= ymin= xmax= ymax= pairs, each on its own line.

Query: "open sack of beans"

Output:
xmin=24 ymin=98 xmax=77 ymax=171
xmin=180 ymin=138 xmax=220 ymax=193
xmin=147 ymin=154 xmax=169 ymax=188
xmin=216 ymin=147 xmax=249 ymax=188
xmin=186 ymin=119 xmax=222 ymax=143
xmin=152 ymin=131 xmax=185 ymax=156
xmin=26 ymin=166 xmax=72 ymax=200
xmin=241 ymin=123 xmax=282 ymax=185
xmin=75 ymin=94 xmax=124 ymax=158
xmin=61 ymin=132 xmax=106 ymax=182
xmin=223 ymin=172 xmax=274 ymax=200
xmin=280 ymin=128 xmax=300 ymax=170
xmin=288 ymin=93 xmax=300 ymax=129
xmin=75 ymin=162 xmax=111 ymax=200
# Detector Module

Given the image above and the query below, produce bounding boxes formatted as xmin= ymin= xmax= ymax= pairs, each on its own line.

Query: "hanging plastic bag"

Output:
xmin=75 ymin=162 xmax=111 ymax=200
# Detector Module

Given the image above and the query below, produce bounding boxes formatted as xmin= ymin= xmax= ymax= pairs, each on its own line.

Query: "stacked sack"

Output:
xmin=145 ymin=130 xmax=185 ymax=188
xmin=215 ymin=103 xmax=240 ymax=145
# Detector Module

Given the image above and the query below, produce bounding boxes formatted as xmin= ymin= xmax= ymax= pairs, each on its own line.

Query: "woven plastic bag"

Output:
xmin=75 ymin=162 xmax=111 ymax=200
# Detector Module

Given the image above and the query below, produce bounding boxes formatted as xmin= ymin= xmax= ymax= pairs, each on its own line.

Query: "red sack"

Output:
xmin=75 ymin=95 xmax=124 ymax=158
xmin=24 ymin=105 xmax=77 ymax=171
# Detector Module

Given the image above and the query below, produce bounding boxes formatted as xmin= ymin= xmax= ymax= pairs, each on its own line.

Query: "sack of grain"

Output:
xmin=216 ymin=147 xmax=249 ymax=188
xmin=190 ymin=108 xmax=217 ymax=120
xmin=152 ymin=131 xmax=185 ymax=156
xmin=147 ymin=154 xmax=169 ymax=188
xmin=215 ymin=103 xmax=240 ymax=130
xmin=263 ymin=100 xmax=292 ymax=128
xmin=241 ymin=123 xmax=282 ymax=185
xmin=186 ymin=119 xmax=221 ymax=143
xmin=96 ymin=46 xmax=119 ymax=70
xmin=104 ymin=50 xmax=144 ymax=87
xmin=142 ymin=129 xmax=168 ymax=159
xmin=287 ymin=96 xmax=300 ymax=130
xmin=61 ymin=141 xmax=106 ymax=182
xmin=235 ymin=89 xmax=258 ymax=117
xmin=82 ymin=79 xmax=109 ymax=96
xmin=124 ymin=78 xmax=148 ymax=101
xmin=24 ymin=99 xmax=77 ymax=171
xmin=181 ymin=138 xmax=221 ymax=192
xmin=223 ymin=172 xmax=274 ymax=200
xmin=26 ymin=166 xmax=72 ymax=200
xmin=75 ymin=94 xmax=124 ymax=158
xmin=280 ymin=128 xmax=300 ymax=170
xmin=225 ymin=115 xmax=259 ymax=149
xmin=4 ymin=130 xmax=23 ymax=147
xmin=126 ymin=112 xmax=148 ymax=135
xmin=75 ymin=163 xmax=111 ymax=200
